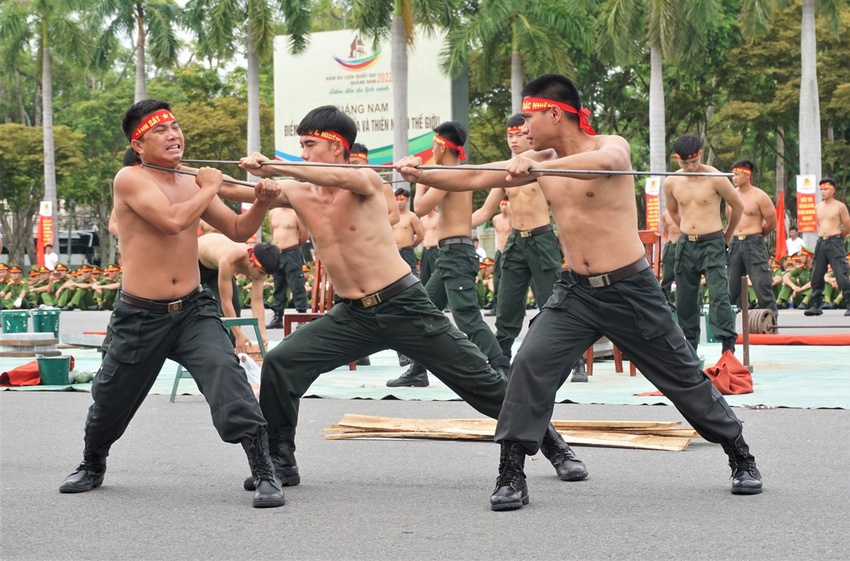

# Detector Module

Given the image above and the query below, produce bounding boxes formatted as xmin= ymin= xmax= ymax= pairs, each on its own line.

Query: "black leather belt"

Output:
xmin=338 ymin=274 xmax=420 ymax=308
xmin=438 ymin=236 xmax=473 ymax=247
xmin=514 ymin=224 xmax=554 ymax=238
xmin=398 ymin=245 xmax=415 ymax=251
xmin=819 ymin=234 xmax=841 ymax=240
xmin=279 ymin=244 xmax=301 ymax=254
xmin=571 ymin=257 xmax=650 ymax=288
xmin=683 ymin=230 xmax=724 ymax=243
xmin=735 ymin=233 xmax=763 ymax=241
xmin=120 ymin=286 xmax=203 ymax=313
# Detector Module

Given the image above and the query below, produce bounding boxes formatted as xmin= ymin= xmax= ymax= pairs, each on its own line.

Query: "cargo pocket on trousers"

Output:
xmin=108 ymin=309 xmax=144 ymax=364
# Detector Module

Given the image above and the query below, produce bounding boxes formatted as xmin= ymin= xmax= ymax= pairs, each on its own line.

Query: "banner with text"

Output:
xmin=645 ymin=177 xmax=661 ymax=232
xmin=274 ymin=29 xmax=453 ymax=164
xmin=796 ymin=175 xmax=817 ymax=233
xmin=36 ymin=201 xmax=53 ymax=266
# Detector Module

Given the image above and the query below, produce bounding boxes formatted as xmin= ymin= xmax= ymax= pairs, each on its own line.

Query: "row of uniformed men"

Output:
xmin=0 ymin=263 xmax=122 ymax=310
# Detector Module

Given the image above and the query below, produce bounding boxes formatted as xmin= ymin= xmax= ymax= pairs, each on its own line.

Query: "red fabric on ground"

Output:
xmin=0 ymin=361 xmax=41 ymax=386
xmin=737 ymin=333 xmax=850 ymax=346
xmin=704 ymin=350 xmax=753 ymax=395
xmin=635 ymin=351 xmax=753 ymax=396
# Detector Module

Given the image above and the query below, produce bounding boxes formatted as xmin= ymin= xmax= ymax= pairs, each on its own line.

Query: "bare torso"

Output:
xmin=197 ymin=233 xmax=248 ymax=274
xmin=286 ymin=179 xmax=411 ymax=298
xmin=492 ymin=213 xmax=512 ymax=251
xmin=420 ymin=211 xmax=439 ymax=247
xmin=504 ymin=182 xmax=550 ymax=230
xmin=114 ymin=167 xmax=204 ymax=299
xmin=269 ymin=207 xmax=302 ymax=249
xmin=666 ymin=170 xmax=728 ymax=235
xmin=732 ymin=184 xmax=773 ymax=235
xmin=393 ymin=208 xmax=421 ymax=248
xmin=816 ymin=199 xmax=850 ymax=237
xmin=433 ymin=190 xmax=473 ymax=239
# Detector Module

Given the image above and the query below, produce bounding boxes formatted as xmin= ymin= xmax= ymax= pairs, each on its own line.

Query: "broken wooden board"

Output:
xmin=324 ymin=415 xmax=697 ymax=452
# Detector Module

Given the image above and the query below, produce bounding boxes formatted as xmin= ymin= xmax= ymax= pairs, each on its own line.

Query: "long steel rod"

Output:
xmin=180 ymin=159 xmax=734 ymax=178
xmin=142 ymin=163 xmax=257 ymax=187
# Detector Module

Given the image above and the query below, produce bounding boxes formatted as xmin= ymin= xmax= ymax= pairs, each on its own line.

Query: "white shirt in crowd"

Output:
xmin=44 ymin=250 xmax=59 ymax=271
xmin=786 ymin=236 xmax=804 ymax=256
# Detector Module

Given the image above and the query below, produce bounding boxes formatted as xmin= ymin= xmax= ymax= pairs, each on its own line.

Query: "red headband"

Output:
xmin=131 ymin=110 xmax=176 ymax=141
xmin=350 ymin=152 xmax=368 ymax=161
xmin=732 ymin=166 xmax=753 ymax=184
xmin=434 ymin=134 xmax=466 ymax=161
xmin=247 ymin=248 xmax=265 ymax=273
xmin=820 ymin=181 xmax=835 ymax=191
xmin=304 ymin=130 xmax=351 ymax=151
xmin=674 ymin=150 xmax=702 ymax=161
xmin=521 ymin=97 xmax=595 ymax=135
xmin=506 ymin=126 xmax=523 ymax=133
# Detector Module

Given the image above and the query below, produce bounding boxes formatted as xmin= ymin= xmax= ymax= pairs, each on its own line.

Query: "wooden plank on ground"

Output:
xmin=324 ymin=415 xmax=695 ymax=451
xmin=325 ymin=428 xmax=690 ymax=452
xmin=335 ymin=414 xmax=683 ymax=434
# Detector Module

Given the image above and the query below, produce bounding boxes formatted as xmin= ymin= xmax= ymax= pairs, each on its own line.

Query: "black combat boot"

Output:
xmin=490 ymin=442 xmax=529 ymax=511
xmin=59 ymin=451 xmax=107 ymax=493
xmin=804 ymin=297 xmax=823 ymax=316
xmin=356 ymin=356 xmax=371 ymax=366
xmin=397 ymin=353 xmax=411 ymax=367
xmin=244 ymin=429 xmax=300 ymax=491
xmin=569 ymin=356 xmax=588 ymax=383
xmin=723 ymin=435 xmax=763 ymax=495
xmin=386 ymin=363 xmax=429 ymax=387
xmin=241 ymin=427 xmax=285 ymax=508
xmin=540 ymin=425 xmax=589 ymax=481
xmin=721 ymin=337 xmax=736 ymax=355
xmin=266 ymin=310 xmax=283 ymax=329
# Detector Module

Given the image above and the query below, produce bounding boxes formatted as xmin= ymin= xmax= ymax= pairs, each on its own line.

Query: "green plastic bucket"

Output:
xmin=31 ymin=309 xmax=61 ymax=339
xmin=37 ymin=356 xmax=72 ymax=385
xmin=1 ymin=310 xmax=30 ymax=333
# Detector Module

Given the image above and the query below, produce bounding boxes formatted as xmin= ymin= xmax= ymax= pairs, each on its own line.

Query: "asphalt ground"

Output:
xmin=2 ymin=307 xmax=849 ymax=560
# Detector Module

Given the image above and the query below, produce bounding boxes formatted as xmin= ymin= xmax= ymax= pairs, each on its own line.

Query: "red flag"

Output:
xmin=774 ymin=192 xmax=786 ymax=262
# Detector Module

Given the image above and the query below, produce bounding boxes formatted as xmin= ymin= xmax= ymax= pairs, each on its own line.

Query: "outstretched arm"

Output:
xmin=471 ymin=188 xmax=505 ymax=228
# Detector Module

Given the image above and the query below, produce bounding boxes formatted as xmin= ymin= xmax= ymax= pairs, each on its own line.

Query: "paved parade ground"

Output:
xmin=2 ymin=308 xmax=849 ymax=560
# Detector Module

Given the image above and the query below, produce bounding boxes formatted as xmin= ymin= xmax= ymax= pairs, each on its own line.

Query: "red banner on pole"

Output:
xmin=645 ymin=177 xmax=661 ymax=232
xmin=774 ymin=192 xmax=786 ymax=262
xmin=796 ymin=175 xmax=818 ymax=233
xmin=36 ymin=201 xmax=54 ymax=266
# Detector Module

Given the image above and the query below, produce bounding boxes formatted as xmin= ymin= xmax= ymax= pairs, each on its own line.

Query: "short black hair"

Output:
xmin=122 ymin=99 xmax=171 ymax=141
xmin=506 ymin=113 xmax=525 ymax=129
xmin=521 ymin=74 xmax=583 ymax=126
xmin=394 ymin=188 xmax=410 ymax=197
xmin=351 ymin=143 xmax=368 ymax=155
xmin=820 ymin=177 xmax=836 ymax=188
xmin=297 ymin=105 xmax=357 ymax=160
xmin=789 ymin=225 xmax=798 ymax=232
xmin=433 ymin=121 xmax=467 ymax=158
xmin=122 ymin=147 xmax=141 ymax=166
xmin=673 ymin=135 xmax=703 ymax=159
xmin=732 ymin=158 xmax=755 ymax=173
xmin=252 ymin=242 xmax=280 ymax=274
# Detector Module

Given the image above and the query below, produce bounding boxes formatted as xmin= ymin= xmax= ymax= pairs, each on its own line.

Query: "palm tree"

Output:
xmin=88 ymin=0 xmax=182 ymax=103
xmin=441 ymin=0 xmax=594 ymax=113
xmin=351 ymin=0 xmax=458 ymax=168
xmin=596 ymin=0 xmax=722 ymax=220
xmin=0 ymin=0 xmax=89 ymax=246
xmin=184 ymin=0 xmax=311 ymax=175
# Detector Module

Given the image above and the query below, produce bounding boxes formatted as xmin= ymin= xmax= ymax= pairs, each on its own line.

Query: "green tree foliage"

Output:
xmin=0 ymin=124 xmax=84 ymax=265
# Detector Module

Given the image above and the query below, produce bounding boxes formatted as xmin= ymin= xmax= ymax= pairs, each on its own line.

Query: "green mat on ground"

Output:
xmin=2 ymin=341 xmax=847 ymax=409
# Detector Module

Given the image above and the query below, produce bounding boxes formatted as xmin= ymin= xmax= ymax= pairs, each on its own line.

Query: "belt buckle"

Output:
xmin=520 ymin=230 xmax=532 ymax=238
xmin=588 ymin=274 xmax=609 ymax=288
xmin=737 ymin=235 xmax=746 ymax=240
xmin=360 ymin=294 xmax=381 ymax=308
xmin=168 ymin=300 xmax=182 ymax=312
xmin=687 ymin=234 xmax=699 ymax=242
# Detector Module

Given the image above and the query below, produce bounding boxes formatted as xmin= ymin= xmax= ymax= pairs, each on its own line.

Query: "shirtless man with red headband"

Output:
xmin=230 ymin=105 xmax=586 ymax=499
xmin=393 ymin=73 xmax=762 ymax=510
xmin=806 ymin=177 xmax=850 ymax=316
xmin=59 ymin=99 xmax=285 ymax=509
